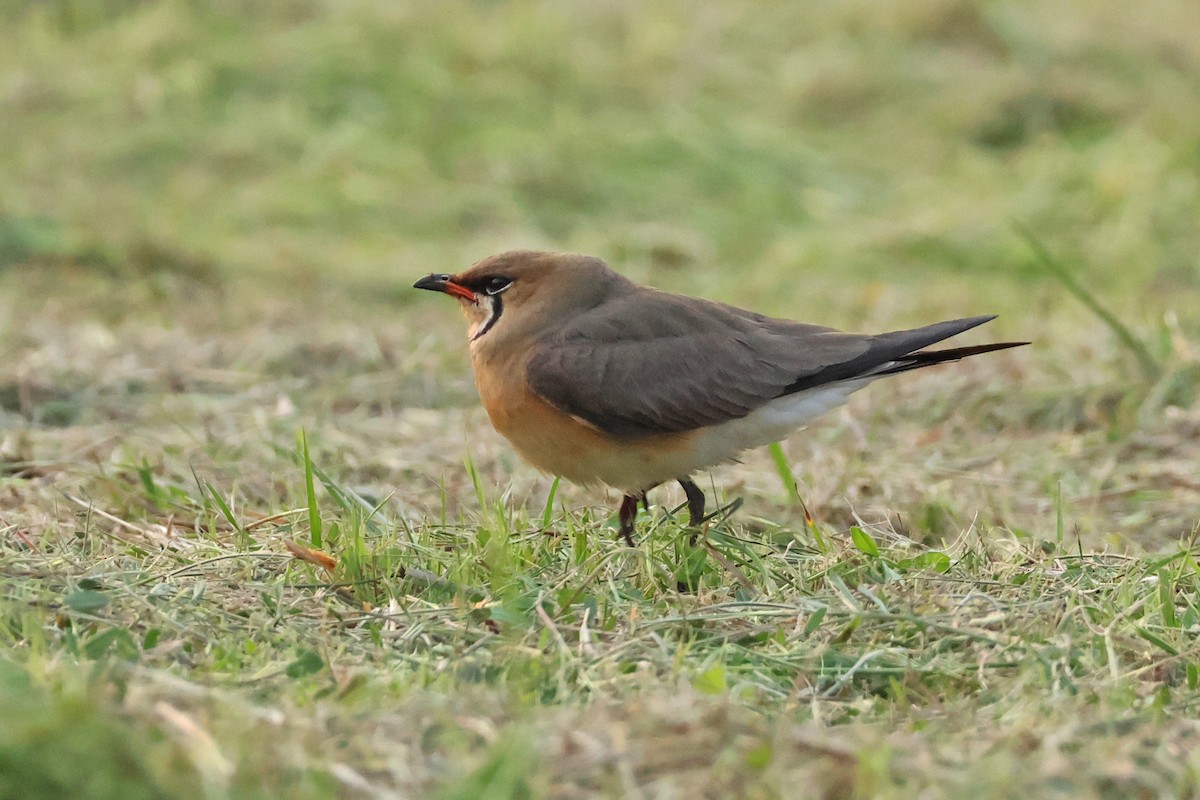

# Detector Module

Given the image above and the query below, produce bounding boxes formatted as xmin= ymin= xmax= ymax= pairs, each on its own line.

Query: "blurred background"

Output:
xmin=3 ymin=0 xmax=1197 ymax=306
xmin=2 ymin=0 xmax=1198 ymax=543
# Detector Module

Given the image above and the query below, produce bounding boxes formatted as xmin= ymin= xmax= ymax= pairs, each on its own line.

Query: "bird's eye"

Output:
xmin=484 ymin=276 xmax=512 ymax=296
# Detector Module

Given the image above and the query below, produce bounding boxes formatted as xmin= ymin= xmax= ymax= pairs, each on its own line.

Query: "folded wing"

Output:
xmin=527 ymin=291 xmax=1001 ymax=438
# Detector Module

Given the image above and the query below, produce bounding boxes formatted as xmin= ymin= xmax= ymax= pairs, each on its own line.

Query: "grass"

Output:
xmin=3 ymin=0 xmax=1200 ymax=796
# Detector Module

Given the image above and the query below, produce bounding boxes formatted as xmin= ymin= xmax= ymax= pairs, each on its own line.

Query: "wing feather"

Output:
xmin=526 ymin=291 xmax=994 ymax=438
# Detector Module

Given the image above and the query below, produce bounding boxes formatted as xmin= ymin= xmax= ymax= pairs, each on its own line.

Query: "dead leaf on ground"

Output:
xmin=284 ymin=540 xmax=337 ymax=572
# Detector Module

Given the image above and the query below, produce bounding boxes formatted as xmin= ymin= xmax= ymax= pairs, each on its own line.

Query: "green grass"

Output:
xmin=3 ymin=0 xmax=1200 ymax=796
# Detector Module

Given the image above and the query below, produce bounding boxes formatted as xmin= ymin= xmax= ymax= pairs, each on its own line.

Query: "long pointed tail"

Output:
xmin=873 ymin=340 xmax=1030 ymax=378
xmin=784 ymin=317 xmax=1028 ymax=394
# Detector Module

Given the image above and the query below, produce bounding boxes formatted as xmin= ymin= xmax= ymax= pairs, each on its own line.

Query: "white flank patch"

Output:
xmin=688 ymin=376 xmax=877 ymax=469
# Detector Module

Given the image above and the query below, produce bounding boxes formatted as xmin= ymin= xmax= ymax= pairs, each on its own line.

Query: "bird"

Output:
xmin=415 ymin=250 xmax=1027 ymax=547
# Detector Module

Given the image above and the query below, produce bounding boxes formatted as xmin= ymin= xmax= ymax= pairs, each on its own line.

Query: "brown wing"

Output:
xmin=526 ymin=288 xmax=999 ymax=438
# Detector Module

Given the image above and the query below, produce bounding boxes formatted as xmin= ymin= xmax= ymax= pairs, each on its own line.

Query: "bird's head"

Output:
xmin=414 ymin=250 xmax=631 ymax=348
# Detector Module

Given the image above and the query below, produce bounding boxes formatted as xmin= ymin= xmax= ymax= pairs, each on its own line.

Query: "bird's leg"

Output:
xmin=671 ymin=478 xmax=705 ymax=590
xmin=677 ymin=478 xmax=706 ymax=547
xmin=617 ymin=494 xmax=641 ymax=547
xmin=677 ymin=478 xmax=705 ymax=527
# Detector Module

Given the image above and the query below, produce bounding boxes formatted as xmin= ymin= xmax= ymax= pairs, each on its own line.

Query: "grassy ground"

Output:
xmin=3 ymin=0 xmax=1200 ymax=797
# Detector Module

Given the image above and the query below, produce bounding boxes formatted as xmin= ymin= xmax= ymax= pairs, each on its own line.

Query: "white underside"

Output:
xmin=686 ymin=376 xmax=873 ymax=470
xmin=699 ymin=377 xmax=872 ymax=456
xmin=592 ymin=376 xmax=878 ymax=491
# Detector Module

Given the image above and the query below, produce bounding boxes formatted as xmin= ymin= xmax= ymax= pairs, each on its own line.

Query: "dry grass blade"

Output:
xmin=3 ymin=2 xmax=1200 ymax=797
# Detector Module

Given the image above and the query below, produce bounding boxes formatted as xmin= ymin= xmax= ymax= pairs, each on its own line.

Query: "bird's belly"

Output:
xmin=476 ymin=365 xmax=870 ymax=491
xmin=490 ymin=400 xmax=701 ymax=490
xmin=475 ymin=376 xmax=697 ymax=490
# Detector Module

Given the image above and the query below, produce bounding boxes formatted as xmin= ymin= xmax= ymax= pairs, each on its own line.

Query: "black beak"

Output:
xmin=413 ymin=273 xmax=476 ymax=302
xmin=413 ymin=273 xmax=453 ymax=291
